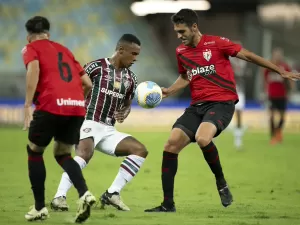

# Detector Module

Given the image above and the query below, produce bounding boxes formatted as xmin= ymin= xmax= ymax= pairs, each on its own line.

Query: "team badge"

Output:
xmin=83 ymin=128 xmax=91 ymax=133
xmin=114 ymin=81 xmax=121 ymax=90
xmin=203 ymin=49 xmax=212 ymax=61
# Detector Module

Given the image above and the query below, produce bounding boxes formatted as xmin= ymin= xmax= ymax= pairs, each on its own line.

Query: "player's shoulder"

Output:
xmin=128 ymin=69 xmax=137 ymax=79
xmin=83 ymin=58 xmax=104 ymax=69
xmin=176 ymin=44 xmax=189 ymax=54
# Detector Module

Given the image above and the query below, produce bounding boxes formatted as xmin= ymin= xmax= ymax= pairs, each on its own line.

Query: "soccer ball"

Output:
xmin=135 ymin=81 xmax=162 ymax=109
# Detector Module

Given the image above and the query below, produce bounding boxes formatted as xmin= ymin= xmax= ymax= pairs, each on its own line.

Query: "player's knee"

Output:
xmin=164 ymin=138 xmax=180 ymax=153
xmin=75 ymin=145 xmax=94 ymax=163
xmin=28 ymin=142 xmax=45 ymax=152
xmin=195 ymin=135 xmax=212 ymax=148
xmin=131 ymin=143 xmax=148 ymax=158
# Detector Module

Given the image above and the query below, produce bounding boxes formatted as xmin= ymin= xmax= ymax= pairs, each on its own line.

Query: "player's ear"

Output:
xmin=26 ymin=35 xmax=31 ymax=43
xmin=46 ymin=32 xmax=50 ymax=39
xmin=118 ymin=46 xmax=124 ymax=55
xmin=192 ymin=23 xmax=197 ymax=32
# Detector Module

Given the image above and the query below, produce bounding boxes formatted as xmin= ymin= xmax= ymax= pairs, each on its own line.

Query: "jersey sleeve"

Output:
xmin=83 ymin=61 xmax=102 ymax=80
xmin=216 ymin=37 xmax=242 ymax=57
xmin=22 ymin=45 xmax=39 ymax=68
xmin=176 ymin=51 xmax=187 ymax=74
xmin=125 ymin=71 xmax=138 ymax=100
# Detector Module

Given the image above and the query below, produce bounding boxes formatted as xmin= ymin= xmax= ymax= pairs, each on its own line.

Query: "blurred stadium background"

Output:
xmin=1 ymin=0 xmax=300 ymax=131
xmin=1 ymin=1 xmax=300 ymax=225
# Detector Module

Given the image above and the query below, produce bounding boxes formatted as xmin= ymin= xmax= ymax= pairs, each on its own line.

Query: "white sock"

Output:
xmin=234 ymin=128 xmax=243 ymax=148
xmin=54 ymin=156 xmax=87 ymax=198
xmin=107 ymin=155 xmax=145 ymax=194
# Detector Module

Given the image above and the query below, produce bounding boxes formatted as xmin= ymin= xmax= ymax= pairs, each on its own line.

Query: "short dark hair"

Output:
xmin=117 ymin=34 xmax=141 ymax=47
xmin=25 ymin=16 xmax=50 ymax=34
xmin=171 ymin=8 xmax=199 ymax=27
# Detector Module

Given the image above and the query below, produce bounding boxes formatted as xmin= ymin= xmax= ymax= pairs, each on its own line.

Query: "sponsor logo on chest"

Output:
xmin=187 ymin=65 xmax=216 ymax=80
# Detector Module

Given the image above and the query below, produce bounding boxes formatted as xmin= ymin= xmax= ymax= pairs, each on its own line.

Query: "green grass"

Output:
xmin=0 ymin=127 xmax=300 ymax=225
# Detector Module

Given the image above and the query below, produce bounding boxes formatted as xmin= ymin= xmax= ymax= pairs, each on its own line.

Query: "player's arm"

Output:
xmin=115 ymin=99 xmax=132 ymax=124
xmin=163 ymin=51 xmax=190 ymax=98
xmin=236 ymin=48 xmax=300 ymax=80
xmin=24 ymin=60 xmax=39 ymax=107
xmin=80 ymin=73 xmax=92 ymax=98
xmin=163 ymin=73 xmax=189 ymax=98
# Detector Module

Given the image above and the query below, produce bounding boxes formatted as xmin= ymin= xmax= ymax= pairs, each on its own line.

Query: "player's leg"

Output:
xmin=25 ymin=110 xmax=56 ymax=221
xmin=99 ymin=131 xmax=148 ymax=211
xmin=234 ymin=92 xmax=245 ymax=149
xmin=51 ymin=120 xmax=100 ymax=211
xmin=275 ymin=98 xmax=287 ymax=143
xmin=53 ymin=117 xmax=96 ymax=223
xmin=145 ymin=106 xmax=201 ymax=212
xmin=198 ymin=101 xmax=235 ymax=207
xmin=269 ymin=98 xmax=276 ymax=143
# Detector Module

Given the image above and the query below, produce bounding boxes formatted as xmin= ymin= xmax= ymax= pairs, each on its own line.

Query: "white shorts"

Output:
xmin=235 ymin=91 xmax=245 ymax=110
xmin=80 ymin=120 xmax=131 ymax=156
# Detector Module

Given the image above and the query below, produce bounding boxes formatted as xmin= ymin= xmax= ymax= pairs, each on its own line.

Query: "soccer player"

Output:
xmin=264 ymin=48 xmax=293 ymax=144
xmin=51 ymin=34 xmax=148 ymax=212
xmin=22 ymin=16 xmax=96 ymax=222
xmin=230 ymin=50 xmax=248 ymax=149
xmin=144 ymin=9 xmax=300 ymax=212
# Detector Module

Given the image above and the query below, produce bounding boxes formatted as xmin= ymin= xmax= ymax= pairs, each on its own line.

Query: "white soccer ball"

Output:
xmin=135 ymin=81 xmax=162 ymax=109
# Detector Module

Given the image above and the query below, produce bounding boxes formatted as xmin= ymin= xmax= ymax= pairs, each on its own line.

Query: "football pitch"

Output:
xmin=0 ymin=127 xmax=300 ymax=225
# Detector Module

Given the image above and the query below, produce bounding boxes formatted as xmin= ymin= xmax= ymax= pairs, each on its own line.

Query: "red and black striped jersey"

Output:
xmin=176 ymin=35 xmax=242 ymax=104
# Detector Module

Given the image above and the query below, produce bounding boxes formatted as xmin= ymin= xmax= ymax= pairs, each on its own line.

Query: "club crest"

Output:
xmin=203 ymin=49 xmax=212 ymax=61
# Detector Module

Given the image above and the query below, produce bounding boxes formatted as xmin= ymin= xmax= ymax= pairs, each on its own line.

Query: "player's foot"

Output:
xmin=270 ymin=136 xmax=279 ymax=145
xmin=75 ymin=191 xmax=96 ymax=223
xmin=217 ymin=179 xmax=233 ymax=207
xmin=144 ymin=203 xmax=176 ymax=212
xmin=100 ymin=190 xmax=130 ymax=211
xmin=275 ymin=128 xmax=283 ymax=143
xmin=50 ymin=196 xmax=69 ymax=211
xmin=25 ymin=206 xmax=49 ymax=221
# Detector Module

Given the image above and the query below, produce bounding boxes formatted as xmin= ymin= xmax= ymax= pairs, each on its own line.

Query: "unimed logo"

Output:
xmin=56 ymin=98 xmax=85 ymax=107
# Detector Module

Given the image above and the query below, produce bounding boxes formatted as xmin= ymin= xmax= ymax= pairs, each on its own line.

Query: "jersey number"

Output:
xmin=58 ymin=52 xmax=72 ymax=82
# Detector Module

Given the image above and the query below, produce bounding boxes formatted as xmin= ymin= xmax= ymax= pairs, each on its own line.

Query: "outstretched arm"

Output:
xmin=236 ymin=49 xmax=300 ymax=80
xmin=162 ymin=73 xmax=189 ymax=98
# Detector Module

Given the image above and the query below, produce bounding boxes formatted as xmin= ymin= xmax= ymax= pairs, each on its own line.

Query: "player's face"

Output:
xmin=174 ymin=23 xmax=197 ymax=46
xmin=272 ymin=49 xmax=283 ymax=62
xmin=119 ymin=43 xmax=141 ymax=68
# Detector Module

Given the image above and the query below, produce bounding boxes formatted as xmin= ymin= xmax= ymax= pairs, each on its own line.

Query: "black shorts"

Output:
xmin=269 ymin=98 xmax=287 ymax=111
xmin=172 ymin=101 xmax=235 ymax=142
xmin=29 ymin=110 xmax=84 ymax=147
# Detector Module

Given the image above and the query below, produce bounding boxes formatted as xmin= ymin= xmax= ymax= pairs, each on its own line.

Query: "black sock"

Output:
xmin=55 ymin=154 xmax=88 ymax=197
xmin=270 ymin=115 xmax=275 ymax=137
xmin=161 ymin=151 xmax=178 ymax=206
xmin=200 ymin=142 xmax=225 ymax=182
xmin=278 ymin=116 xmax=285 ymax=129
xmin=27 ymin=145 xmax=46 ymax=211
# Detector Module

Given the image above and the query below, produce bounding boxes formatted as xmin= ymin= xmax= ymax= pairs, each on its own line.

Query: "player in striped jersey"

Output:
xmin=51 ymin=34 xmax=148 ymax=211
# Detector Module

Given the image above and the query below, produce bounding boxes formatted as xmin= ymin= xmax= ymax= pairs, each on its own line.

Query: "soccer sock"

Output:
xmin=270 ymin=114 xmax=275 ymax=137
xmin=27 ymin=145 xmax=46 ymax=211
xmin=234 ymin=127 xmax=243 ymax=148
xmin=108 ymin=155 xmax=145 ymax=194
xmin=161 ymin=151 xmax=178 ymax=206
xmin=278 ymin=116 xmax=285 ymax=129
xmin=200 ymin=142 xmax=224 ymax=181
xmin=55 ymin=154 xmax=88 ymax=198
xmin=54 ymin=156 xmax=87 ymax=198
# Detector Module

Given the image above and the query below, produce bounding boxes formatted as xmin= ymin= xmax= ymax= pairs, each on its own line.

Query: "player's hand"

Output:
xmin=161 ymin=87 xmax=169 ymax=99
xmin=280 ymin=71 xmax=300 ymax=81
xmin=23 ymin=106 xmax=32 ymax=131
xmin=114 ymin=111 xmax=125 ymax=123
